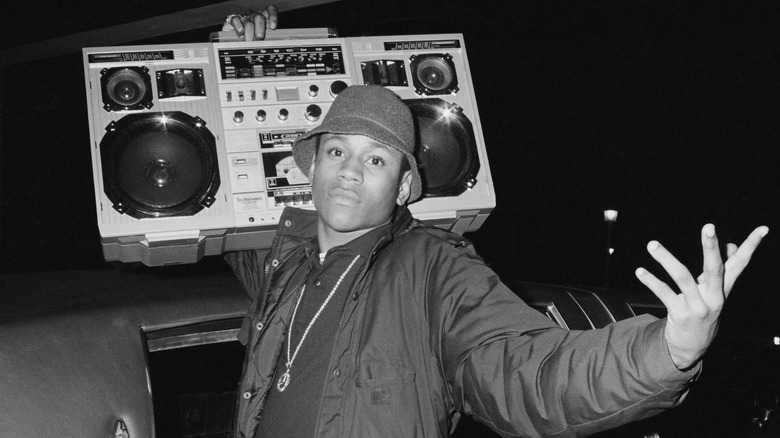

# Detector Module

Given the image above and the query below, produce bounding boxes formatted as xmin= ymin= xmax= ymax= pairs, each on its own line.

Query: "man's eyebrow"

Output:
xmin=327 ymin=135 xmax=392 ymax=153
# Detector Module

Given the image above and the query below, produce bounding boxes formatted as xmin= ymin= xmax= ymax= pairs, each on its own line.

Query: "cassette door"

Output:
xmin=211 ymin=37 xmax=357 ymax=251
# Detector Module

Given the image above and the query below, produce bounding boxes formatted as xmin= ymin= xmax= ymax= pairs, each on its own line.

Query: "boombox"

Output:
xmin=83 ymin=33 xmax=495 ymax=266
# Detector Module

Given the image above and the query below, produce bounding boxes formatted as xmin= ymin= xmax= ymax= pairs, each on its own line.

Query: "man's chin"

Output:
xmin=318 ymin=210 xmax=360 ymax=230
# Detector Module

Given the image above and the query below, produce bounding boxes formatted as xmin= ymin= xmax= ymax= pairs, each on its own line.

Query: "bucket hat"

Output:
xmin=292 ymin=85 xmax=422 ymax=202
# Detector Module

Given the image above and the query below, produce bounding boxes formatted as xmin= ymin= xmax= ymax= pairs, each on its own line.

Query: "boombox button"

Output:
xmin=278 ymin=109 xmax=289 ymax=121
xmin=305 ymin=105 xmax=322 ymax=122
xmin=308 ymin=85 xmax=319 ymax=97
xmin=256 ymin=110 xmax=267 ymax=122
xmin=233 ymin=111 xmax=244 ymax=123
xmin=330 ymin=80 xmax=348 ymax=97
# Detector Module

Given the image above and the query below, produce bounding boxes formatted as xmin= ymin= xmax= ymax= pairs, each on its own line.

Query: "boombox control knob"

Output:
xmin=330 ymin=80 xmax=348 ymax=97
xmin=305 ymin=104 xmax=322 ymax=122
xmin=256 ymin=109 xmax=267 ymax=122
xmin=233 ymin=111 xmax=244 ymax=123
xmin=278 ymin=108 xmax=289 ymax=121
xmin=308 ymin=85 xmax=319 ymax=97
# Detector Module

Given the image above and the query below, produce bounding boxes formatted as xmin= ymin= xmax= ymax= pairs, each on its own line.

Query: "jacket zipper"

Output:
xmin=233 ymin=237 xmax=279 ymax=438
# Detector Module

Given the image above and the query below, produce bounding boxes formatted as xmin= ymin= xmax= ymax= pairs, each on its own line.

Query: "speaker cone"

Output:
xmin=100 ymin=112 xmax=220 ymax=218
xmin=100 ymin=66 xmax=154 ymax=112
xmin=405 ymin=99 xmax=480 ymax=197
xmin=409 ymin=54 xmax=458 ymax=95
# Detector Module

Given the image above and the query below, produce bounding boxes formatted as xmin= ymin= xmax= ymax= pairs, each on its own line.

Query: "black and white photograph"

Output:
xmin=1 ymin=1 xmax=778 ymax=437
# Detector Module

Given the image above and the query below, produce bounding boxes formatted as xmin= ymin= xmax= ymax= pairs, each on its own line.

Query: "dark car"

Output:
xmin=2 ymin=268 xmax=776 ymax=437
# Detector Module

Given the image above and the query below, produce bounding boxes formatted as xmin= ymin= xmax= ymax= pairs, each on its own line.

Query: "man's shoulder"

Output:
xmin=390 ymin=222 xmax=477 ymax=257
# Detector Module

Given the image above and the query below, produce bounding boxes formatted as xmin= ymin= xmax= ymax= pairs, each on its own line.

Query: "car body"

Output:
xmin=1 ymin=268 xmax=776 ymax=437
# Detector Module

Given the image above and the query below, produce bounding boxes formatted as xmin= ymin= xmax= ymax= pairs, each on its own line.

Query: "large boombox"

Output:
xmin=83 ymin=33 xmax=495 ymax=266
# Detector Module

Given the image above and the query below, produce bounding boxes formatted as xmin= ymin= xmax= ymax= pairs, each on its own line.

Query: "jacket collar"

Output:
xmin=276 ymin=205 xmax=415 ymax=248
xmin=274 ymin=206 xmax=416 ymax=302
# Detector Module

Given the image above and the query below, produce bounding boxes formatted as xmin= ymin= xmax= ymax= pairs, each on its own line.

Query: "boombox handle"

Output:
xmin=209 ymin=27 xmax=338 ymax=42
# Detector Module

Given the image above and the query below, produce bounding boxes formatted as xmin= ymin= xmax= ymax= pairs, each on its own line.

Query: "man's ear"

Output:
xmin=396 ymin=170 xmax=412 ymax=206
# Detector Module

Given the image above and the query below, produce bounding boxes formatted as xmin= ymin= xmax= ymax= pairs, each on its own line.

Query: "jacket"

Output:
xmin=226 ymin=206 xmax=699 ymax=438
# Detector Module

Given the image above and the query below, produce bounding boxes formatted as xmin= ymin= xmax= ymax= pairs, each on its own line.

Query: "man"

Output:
xmin=225 ymin=80 xmax=767 ymax=437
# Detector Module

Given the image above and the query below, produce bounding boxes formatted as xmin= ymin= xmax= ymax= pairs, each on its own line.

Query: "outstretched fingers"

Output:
xmin=635 ymin=239 xmax=700 ymax=311
xmin=636 ymin=224 xmax=768 ymax=370
xmin=722 ymin=226 xmax=769 ymax=294
xmin=635 ymin=266 xmax=678 ymax=309
xmin=700 ymin=224 xmax=725 ymax=307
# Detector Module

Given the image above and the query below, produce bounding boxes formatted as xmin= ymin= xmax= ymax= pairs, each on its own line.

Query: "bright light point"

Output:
xmin=774 ymin=336 xmax=780 ymax=346
xmin=608 ymin=248 xmax=615 ymax=255
xmin=158 ymin=115 xmax=169 ymax=124
xmin=437 ymin=107 xmax=457 ymax=122
xmin=604 ymin=210 xmax=618 ymax=222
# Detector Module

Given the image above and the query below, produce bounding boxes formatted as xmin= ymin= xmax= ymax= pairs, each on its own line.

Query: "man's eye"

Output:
xmin=367 ymin=157 xmax=385 ymax=166
xmin=328 ymin=148 xmax=344 ymax=157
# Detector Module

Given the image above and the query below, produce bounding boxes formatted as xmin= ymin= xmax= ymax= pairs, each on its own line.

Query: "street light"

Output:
xmin=604 ymin=209 xmax=618 ymax=287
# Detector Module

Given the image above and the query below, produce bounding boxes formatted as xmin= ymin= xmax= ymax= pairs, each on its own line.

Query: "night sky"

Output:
xmin=1 ymin=0 xmax=778 ymax=342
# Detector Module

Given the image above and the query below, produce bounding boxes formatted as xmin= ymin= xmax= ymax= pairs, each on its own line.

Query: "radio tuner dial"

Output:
xmin=256 ymin=109 xmax=267 ymax=122
xmin=305 ymin=104 xmax=322 ymax=122
xmin=278 ymin=108 xmax=289 ymax=121
xmin=329 ymin=80 xmax=348 ymax=97
xmin=233 ymin=111 xmax=244 ymax=123
xmin=308 ymin=85 xmax=319 ymax=97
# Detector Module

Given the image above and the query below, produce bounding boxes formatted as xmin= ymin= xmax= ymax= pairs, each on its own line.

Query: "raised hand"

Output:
xmin=635 ymin=224 xmax=768 ymax=370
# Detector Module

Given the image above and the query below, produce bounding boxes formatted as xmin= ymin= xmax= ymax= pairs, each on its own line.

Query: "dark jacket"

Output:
xmin=227 ymin=206 xmax=698 ymax=438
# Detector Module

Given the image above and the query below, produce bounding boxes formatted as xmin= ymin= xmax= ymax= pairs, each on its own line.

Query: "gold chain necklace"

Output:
xmin=277 ymin=254 xmax=361 ymax=392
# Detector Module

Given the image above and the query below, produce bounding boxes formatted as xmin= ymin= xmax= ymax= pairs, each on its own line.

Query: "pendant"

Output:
xmin=277 ymin=370 xmax=291 ymax=392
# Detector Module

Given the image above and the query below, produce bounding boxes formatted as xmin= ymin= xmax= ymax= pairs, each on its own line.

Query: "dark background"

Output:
xmin=1 ymin=0 xmax=778 ymax=423
xmin=1 ymin=0 xmax=778 ymax=435
xmin=2 ymin=0 xmax=777 ymax=334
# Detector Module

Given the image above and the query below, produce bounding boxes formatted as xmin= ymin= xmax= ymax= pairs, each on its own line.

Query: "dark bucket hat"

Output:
xmin=292 ymin=85 xmax=422 ymax=202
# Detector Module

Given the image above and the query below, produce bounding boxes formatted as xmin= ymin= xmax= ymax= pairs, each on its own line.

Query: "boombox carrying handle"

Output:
xmin=208 ymin=27 xmax=338 ymax=42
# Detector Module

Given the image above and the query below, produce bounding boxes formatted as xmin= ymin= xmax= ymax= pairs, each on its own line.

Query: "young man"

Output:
xmin=226 ymin=85 xmax=767 ymax=437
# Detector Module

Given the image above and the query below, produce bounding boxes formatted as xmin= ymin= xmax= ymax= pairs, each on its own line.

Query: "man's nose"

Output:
xmin=337 ymin=157 xmax=363 ymax=183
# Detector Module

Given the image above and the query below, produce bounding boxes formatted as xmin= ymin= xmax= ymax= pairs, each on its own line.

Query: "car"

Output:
xmin=2 ymin=267 xmax=776 ymax=437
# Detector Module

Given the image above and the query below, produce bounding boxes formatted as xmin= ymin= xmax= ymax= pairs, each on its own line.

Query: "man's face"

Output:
xmin=309 ymin=133 xmax=412 ymax=242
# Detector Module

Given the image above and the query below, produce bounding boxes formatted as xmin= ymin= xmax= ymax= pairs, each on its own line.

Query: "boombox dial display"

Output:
xmin=217 ymin=44 xmax=345 ymax=79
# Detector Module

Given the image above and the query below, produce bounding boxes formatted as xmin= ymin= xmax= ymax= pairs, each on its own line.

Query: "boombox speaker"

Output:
xmin=83 ymin=34 xmax=495 ymax=266
xmin=100 ymin=111 xmax=220 ymax=218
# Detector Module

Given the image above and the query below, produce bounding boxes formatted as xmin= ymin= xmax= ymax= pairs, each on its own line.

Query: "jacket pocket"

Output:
xmin=351 ymin=364 xmax=424 ymax=437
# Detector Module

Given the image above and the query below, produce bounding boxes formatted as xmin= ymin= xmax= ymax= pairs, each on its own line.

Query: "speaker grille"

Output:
xmin=100 ymin=66 xmax=154 ymax=112
xmin=409 ymin=54 xmax=458 ymax=95
xmin=406 ymin=99 xmax=480 ymax=197
xmin=100 ymin=112 xmax=220 ymax=218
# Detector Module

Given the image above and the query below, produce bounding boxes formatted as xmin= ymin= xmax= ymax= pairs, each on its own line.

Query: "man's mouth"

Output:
xmin=328 ymin=187 xmax=361 ymax=206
